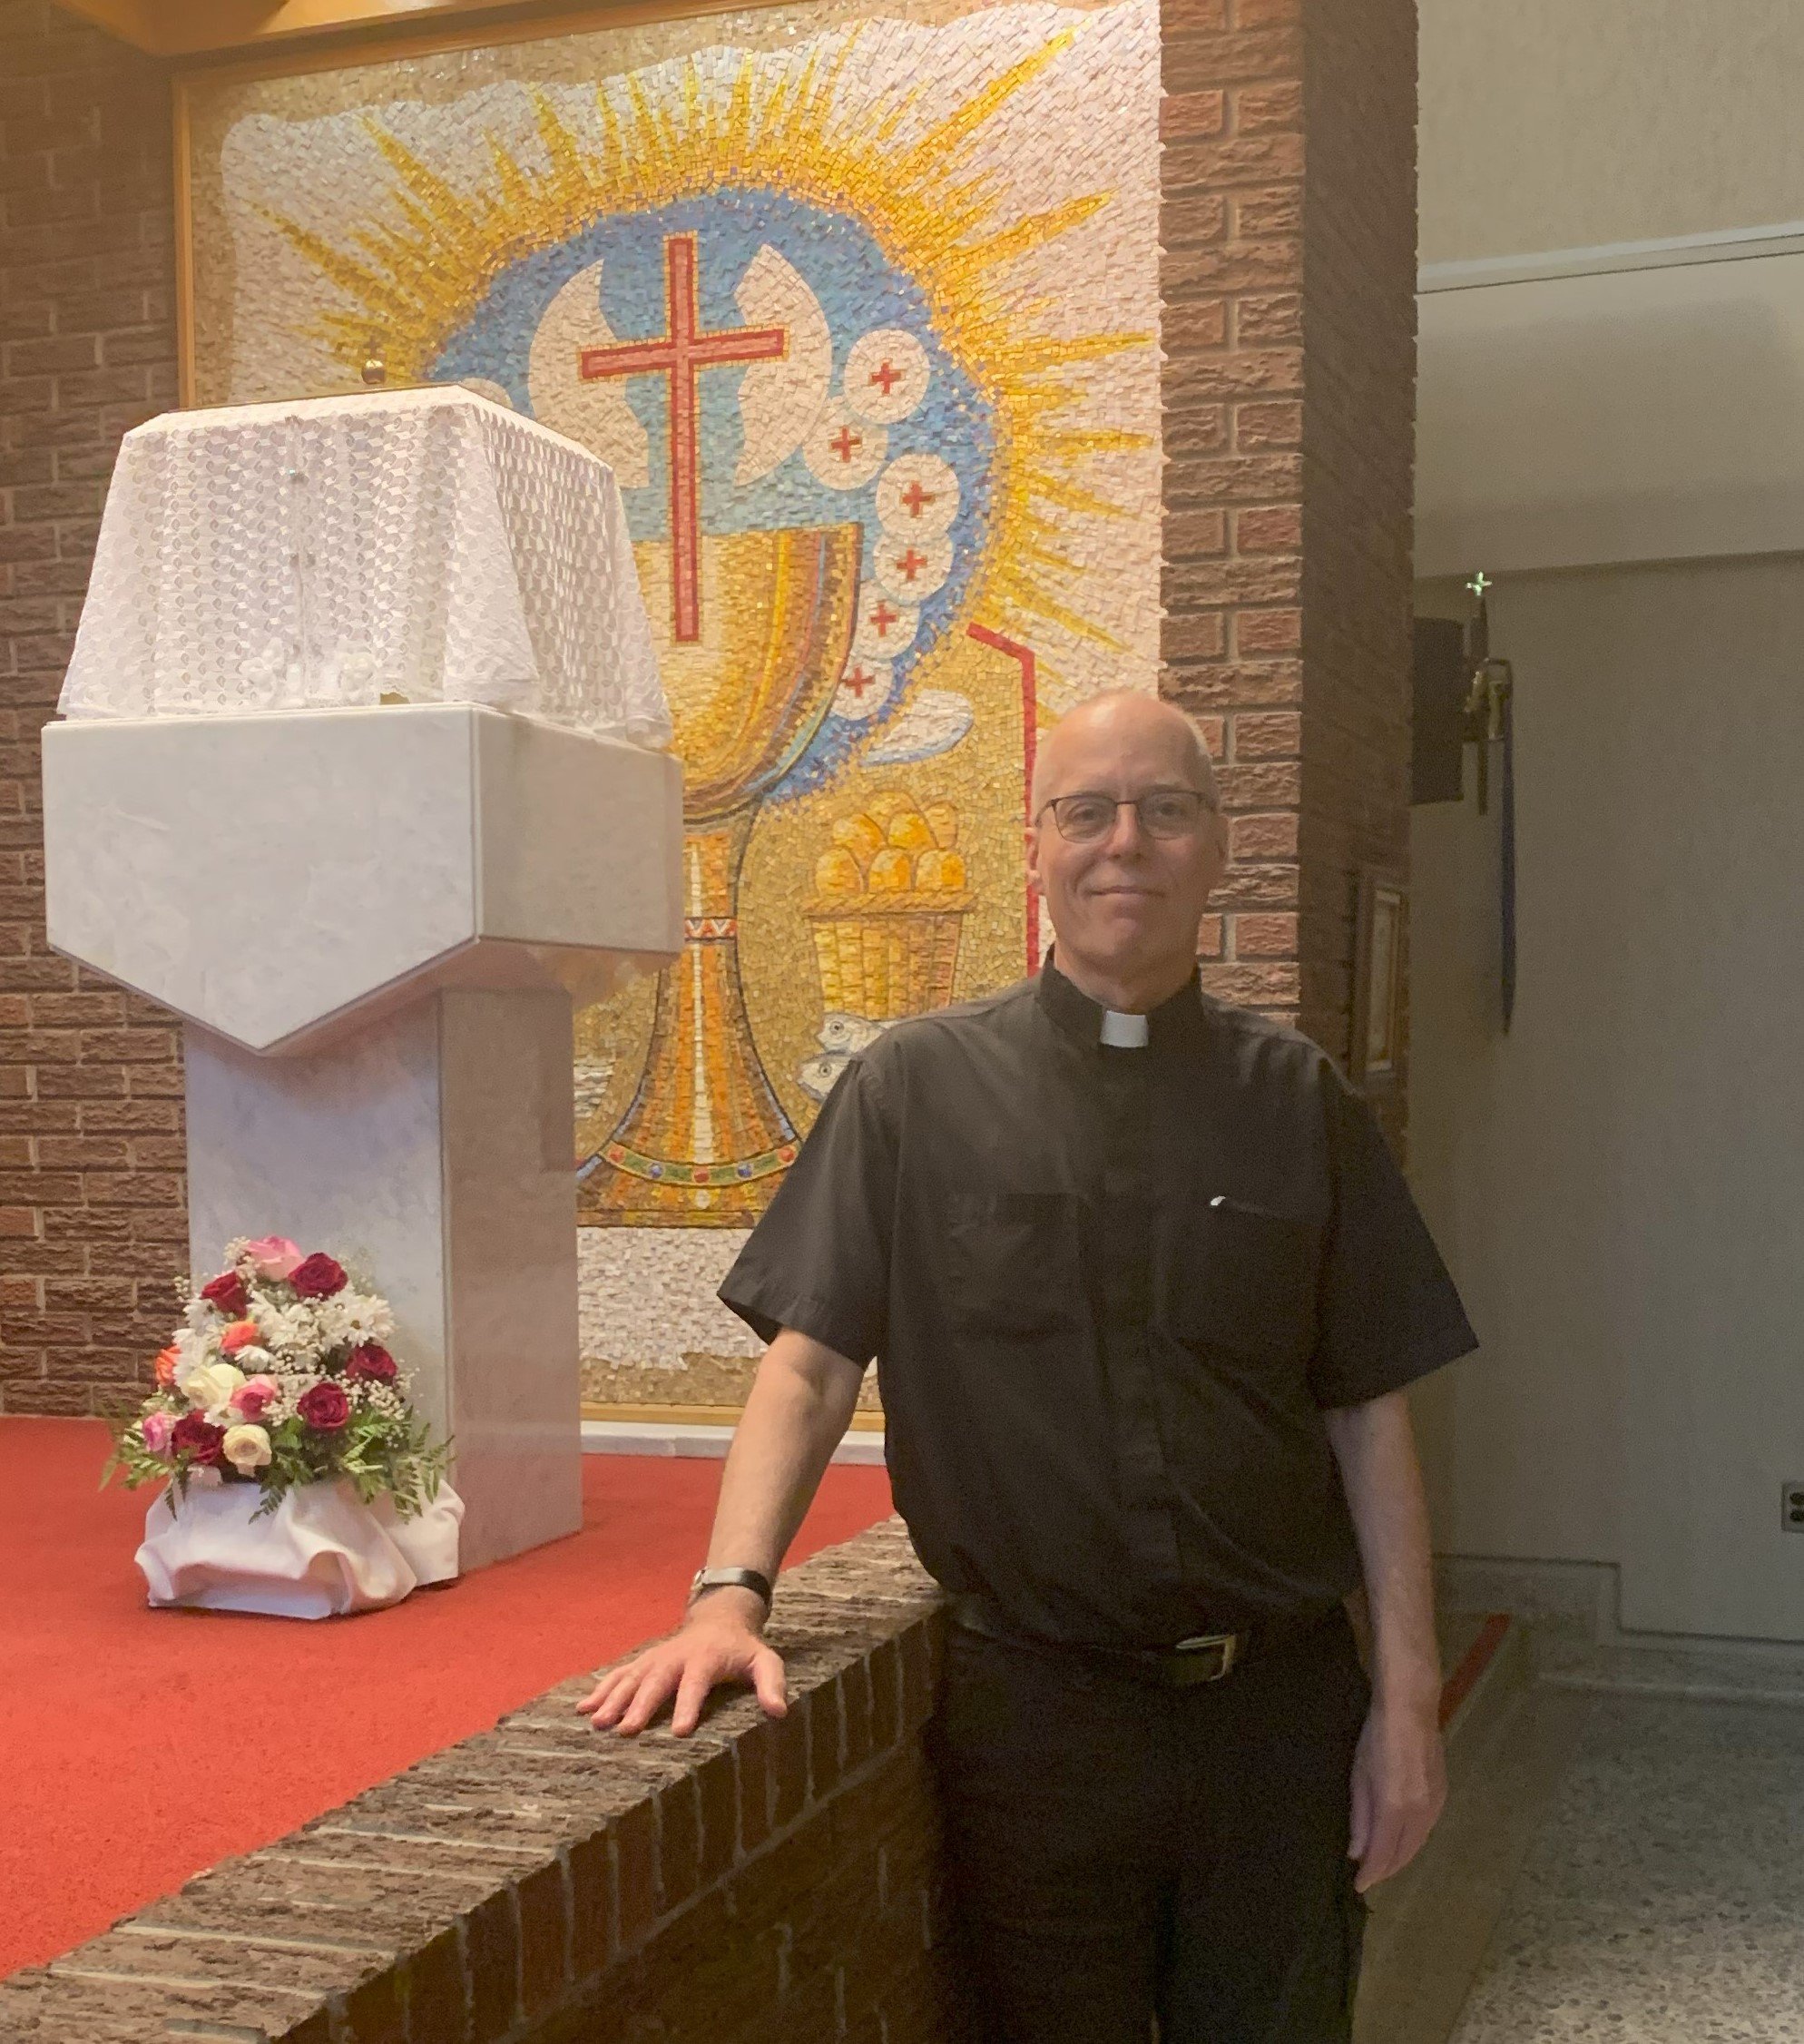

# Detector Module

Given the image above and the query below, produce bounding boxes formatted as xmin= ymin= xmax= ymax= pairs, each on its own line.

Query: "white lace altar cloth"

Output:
xmin=59 ymin=387 xmax=670 ymax=746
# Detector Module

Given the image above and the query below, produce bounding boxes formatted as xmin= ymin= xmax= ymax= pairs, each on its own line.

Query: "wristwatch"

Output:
xmin=689 ymin=1566 xmax=773 ymax=1612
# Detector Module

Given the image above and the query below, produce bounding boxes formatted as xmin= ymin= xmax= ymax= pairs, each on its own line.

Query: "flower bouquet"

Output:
xmin=106 ymin=1236 xmax=459 ymax=1618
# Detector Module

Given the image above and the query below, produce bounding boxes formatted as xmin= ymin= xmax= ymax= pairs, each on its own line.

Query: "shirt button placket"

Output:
xmin=1096 ymin=1051 xmax=1186 ymax=1603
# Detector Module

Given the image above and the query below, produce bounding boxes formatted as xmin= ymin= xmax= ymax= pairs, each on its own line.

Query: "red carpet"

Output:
xmin=0 ymin=1418 xmax=892 ymax=1980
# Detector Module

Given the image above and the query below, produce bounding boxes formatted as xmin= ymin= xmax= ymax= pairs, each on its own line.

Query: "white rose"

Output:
xmin=221 ymin=1423 xmax=272 ymax=1474
xmin=179 ymin=1361 xmax=245 ymax=1417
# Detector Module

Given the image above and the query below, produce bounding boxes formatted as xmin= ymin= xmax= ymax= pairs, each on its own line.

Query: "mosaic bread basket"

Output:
xmin=804 ymin=890 xmax=975 ymax=1022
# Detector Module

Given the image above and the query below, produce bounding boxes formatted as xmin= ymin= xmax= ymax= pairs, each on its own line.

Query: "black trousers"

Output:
xmin=926 ymin=1608 xmax=1371 ymax=2044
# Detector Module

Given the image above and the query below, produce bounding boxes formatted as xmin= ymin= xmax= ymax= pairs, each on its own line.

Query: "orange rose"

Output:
xmin=153 ymin=1344 xmax=181 ymax=1386
xmin=220 ymin=1321 xmax=262 ymax=1357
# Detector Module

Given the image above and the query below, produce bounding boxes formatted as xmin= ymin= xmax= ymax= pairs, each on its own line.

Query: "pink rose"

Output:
xmin=345 ymin=1342 xmax=397 ymax=1384
xmin=220 ymin=1320 xmax=262 ymax=1357
xmin=298 ymin=1381 xmax=350 ymax=1431
xmin=230 ymin=1374 xmax=279 ymax=1420
xmin=243 ymin=1236 xmax=303 ymax=1281
xmin=200 ymin=1270 xmax=249 ymax=1316
xmin=289 ymin=1253 xmax=348 ymax=1300
xmin=141 ymin=1410 xmax=174 ymax=1458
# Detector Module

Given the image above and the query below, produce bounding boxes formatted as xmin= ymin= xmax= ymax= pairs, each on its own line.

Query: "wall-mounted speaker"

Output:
xmin=1412 ymin=615 xmax=1467 ymax=805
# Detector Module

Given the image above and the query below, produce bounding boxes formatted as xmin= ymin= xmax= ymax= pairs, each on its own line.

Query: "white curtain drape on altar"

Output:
xmin=58 ymin=386 xmax=670 ymax=746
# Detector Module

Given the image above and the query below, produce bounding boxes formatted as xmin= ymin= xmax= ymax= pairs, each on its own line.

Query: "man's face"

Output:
xmin=1025 ymin=701 xmax=1228 ymax=984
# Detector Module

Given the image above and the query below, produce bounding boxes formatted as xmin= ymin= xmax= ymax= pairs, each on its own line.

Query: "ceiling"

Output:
xmin=53 ymin=0 xmax=609 ymax=57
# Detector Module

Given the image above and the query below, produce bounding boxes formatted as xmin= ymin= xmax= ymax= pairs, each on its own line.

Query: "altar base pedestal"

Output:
xmin=44 ymin=704 xmax=681 ymax=1574
xmin=185 ymin=988 xmax=582 ymax=1570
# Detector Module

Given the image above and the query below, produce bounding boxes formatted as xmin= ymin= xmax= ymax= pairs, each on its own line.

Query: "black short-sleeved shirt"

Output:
xmin=719 ymin=958 xmax=1478 ymax=1649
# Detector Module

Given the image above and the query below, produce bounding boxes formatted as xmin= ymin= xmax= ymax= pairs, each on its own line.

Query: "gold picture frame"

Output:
xmin=1349 ymin=867 xmax=1406 ymax=1091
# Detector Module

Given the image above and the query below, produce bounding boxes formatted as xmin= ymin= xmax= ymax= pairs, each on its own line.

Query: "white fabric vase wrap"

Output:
xmin=135 ymin=1476 xmax=464 ymax=1618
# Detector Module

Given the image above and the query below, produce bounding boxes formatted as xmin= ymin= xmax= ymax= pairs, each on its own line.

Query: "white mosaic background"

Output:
xmin=578 ymin=1227 xmax=763 ymax=1371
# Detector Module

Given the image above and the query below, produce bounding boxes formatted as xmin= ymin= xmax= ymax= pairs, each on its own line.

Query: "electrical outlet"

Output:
xmin=1784 ymin=1482 xmax=1804 ymax=1533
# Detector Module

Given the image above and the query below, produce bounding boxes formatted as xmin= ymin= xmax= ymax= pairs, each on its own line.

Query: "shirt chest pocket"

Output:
xmin=945 ymin=1191 xmax=1078 ymax=1341
xmin=1165 ymin=1194 xmax=1323 ymax=1369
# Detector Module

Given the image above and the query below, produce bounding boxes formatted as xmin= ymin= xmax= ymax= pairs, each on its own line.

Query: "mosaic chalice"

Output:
xmin=587 ymin=523 xmax=863 ymax=1225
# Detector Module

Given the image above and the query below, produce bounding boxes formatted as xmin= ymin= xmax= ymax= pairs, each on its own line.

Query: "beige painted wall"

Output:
xmin=1416 ymin=251 xmax=1804 ymax=578
xmin=1408 ymin=558 xmax=1804 ymax=1641
xmin=1420 ymin=0 xmax=1804 ymax=264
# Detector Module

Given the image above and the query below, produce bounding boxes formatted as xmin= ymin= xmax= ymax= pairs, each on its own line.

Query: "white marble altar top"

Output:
xmin=58 ymin=386 xmax=670 ymax=747
xmin=43 ymin=705 xmax=681 ymax=1052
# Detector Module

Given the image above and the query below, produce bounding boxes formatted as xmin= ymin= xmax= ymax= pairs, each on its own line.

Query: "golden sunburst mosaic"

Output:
xmin=270 ymin=28 xmax=1151 ymax=667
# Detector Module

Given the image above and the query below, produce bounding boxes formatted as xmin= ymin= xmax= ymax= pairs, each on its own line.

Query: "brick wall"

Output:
xmin=0 ymin=1520 xmax=966 ymax=2044
xmin=1159 ymin=0 xmax=1309 ymax=1017
xmin=1296 ymin=0 xmax=1419 ymax=1146
xmin=0 ymin=0 xmax=184 ymax=1418
xmin=1159 ymin=0 xmax=1419 ymax=1149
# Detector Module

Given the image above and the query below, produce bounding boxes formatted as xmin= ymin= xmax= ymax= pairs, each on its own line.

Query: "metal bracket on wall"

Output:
xmin=1462 ymin=573 xmax=1516 ymax=1028
xmin=1462 ymin=573 xmax=1515 ymax=818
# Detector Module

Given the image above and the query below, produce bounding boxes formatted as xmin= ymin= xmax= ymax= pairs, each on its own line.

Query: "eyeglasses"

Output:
xmin=1037 ymin=788 xmax=1216 ymax=843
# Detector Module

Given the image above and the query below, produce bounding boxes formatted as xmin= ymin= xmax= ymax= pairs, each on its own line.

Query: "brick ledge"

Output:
xmin=0 ymin=1518 xmax=956 ymax=2044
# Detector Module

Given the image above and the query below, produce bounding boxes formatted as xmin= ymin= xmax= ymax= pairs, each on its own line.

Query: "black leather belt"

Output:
xmin=949 ymin=1593 xmax=1288 ymax=1687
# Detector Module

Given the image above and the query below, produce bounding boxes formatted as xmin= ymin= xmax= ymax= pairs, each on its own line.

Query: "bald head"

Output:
xmin=1031 ymin=690 xmax=1221 ymax=819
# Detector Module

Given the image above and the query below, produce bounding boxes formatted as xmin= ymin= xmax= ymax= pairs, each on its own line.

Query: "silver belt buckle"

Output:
xmin=1171 ymin=1631 xmax=1240 ymax=1684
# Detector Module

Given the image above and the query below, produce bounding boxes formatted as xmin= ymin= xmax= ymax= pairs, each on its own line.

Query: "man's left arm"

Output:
xmin=1324 ymin=1390 xmax=1446 ymax=1893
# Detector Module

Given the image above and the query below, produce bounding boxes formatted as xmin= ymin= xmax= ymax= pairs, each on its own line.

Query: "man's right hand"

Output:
xmin=577 ymin=1590 xmax=789 ymax=1738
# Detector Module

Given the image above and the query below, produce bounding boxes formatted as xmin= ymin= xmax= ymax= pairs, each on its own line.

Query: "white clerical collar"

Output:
xmin=1099 ymin=1008 xmax=1151 ymax=1048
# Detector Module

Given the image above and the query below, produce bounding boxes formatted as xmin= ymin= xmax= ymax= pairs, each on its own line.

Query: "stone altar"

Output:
xmin=41 ymin=390 xmax=681 ymax=1569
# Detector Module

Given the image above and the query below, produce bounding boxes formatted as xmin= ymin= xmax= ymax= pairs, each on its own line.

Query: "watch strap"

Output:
xmin=690 ymin=1566 xmax=773 ymax=1609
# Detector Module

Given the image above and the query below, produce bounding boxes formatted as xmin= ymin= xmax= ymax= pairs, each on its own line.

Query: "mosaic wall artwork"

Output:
xmin=181 ymin=0 xmax=1162 ymax=1381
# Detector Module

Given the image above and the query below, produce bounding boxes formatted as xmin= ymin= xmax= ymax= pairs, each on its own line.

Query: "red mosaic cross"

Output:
xmin=829 ymin=425 xmax=863 ymax=464
xmin=895 ymin=547 xmax=927 ymax=583
xmin=869 ymin=601 xmax=901 ymax=638
xmin=844 ymin=665 xmax=878 ymax=699
xmin=868 ymin=359 xmax=902 ymax=396
xmin=899 ymin=480 xmax=936 ymax=518
xmin=577 ymin=233 xmax=786 ymax=644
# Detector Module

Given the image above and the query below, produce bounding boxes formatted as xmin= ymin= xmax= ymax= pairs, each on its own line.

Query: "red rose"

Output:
xmin=345 ymin=1341 xmax=397 ymax=1383
xmin=289 ymin=1253 xmax=348 ymax=1299
xmin=201 ymin=1270 xmax=249 ymax=1316
xmin=171 ymin=1412 xmax=225 ymax=1466
xmin=298 ymin=1381 xmax=350 ymax=1430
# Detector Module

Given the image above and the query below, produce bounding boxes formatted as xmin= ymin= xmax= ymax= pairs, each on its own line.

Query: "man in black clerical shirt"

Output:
xmin=582 ymin=690 xmax=1479 ymax=2043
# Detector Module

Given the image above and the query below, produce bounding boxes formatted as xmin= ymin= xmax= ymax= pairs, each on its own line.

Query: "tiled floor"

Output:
xmin=1360 ymin=1620 xmax=1804 ymax=2043
xmin=1449 ymin=1690 xmax=1804 ymax=2042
